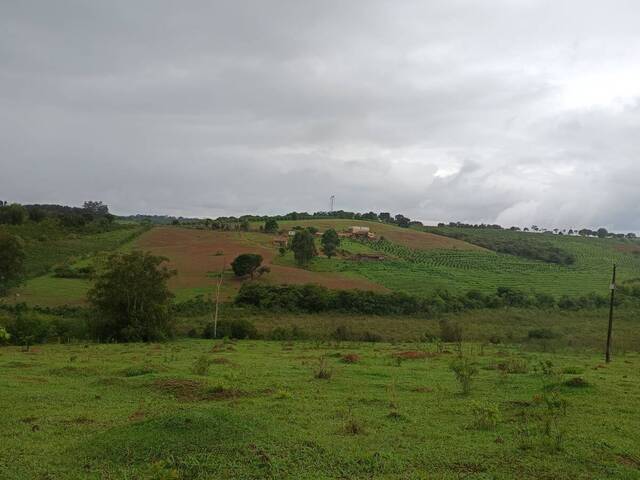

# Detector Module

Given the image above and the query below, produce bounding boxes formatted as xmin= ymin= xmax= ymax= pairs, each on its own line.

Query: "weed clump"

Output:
xmin=191 ymin=355 xmax=212 ymax=376
xmin=497 ymin=358 xmax=529 ymax=374
xmin=470 ymin=401 xmax=500 ymax=430
xmin=314 ymin=356 xmax=332 ymax=380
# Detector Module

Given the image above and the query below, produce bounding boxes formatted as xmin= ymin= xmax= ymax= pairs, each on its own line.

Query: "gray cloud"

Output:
xmin=1 ymin=0 xmax=640 ymax=230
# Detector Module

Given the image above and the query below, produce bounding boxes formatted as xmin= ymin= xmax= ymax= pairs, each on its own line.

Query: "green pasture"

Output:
xmin=1 ymin=338 xmax=638 ymax=479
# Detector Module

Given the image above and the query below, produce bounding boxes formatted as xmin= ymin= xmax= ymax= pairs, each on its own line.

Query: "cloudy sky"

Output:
xmin=1 ymin=1 xmax=639 ymax=230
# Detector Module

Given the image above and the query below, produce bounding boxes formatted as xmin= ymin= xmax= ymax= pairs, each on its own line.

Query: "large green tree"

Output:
xmin=87 ymin=251 xmax=176 ymax=342
xmin=231 ymin=253 xmax=263 ymax=279
xmin=264 ymin=218 xmax=279 ymax=233
xmin=290 ymin=230 xmax=317 ymax=266
xmin=0 ymin=233 xmax=25 ymax=295
xmin=321 ymin=228 xmax=340 ymax=258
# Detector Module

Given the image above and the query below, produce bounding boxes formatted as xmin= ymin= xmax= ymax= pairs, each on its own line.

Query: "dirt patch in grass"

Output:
xmin=617 ymin=453 xmax=640 ymax=470
xmin=411 ymin=387 xmax=434 ymax=393
xmin=341 ymin=353 xmax=360 ymax=364
xmin=153 ymin=378 xmax=245 ymax=401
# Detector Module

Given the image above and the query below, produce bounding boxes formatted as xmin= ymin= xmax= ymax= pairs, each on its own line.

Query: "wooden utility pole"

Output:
xmin=211 ymin=261 xmax=226 ymax=339
xmin=605 ymin=264 xmax=616 ymax=363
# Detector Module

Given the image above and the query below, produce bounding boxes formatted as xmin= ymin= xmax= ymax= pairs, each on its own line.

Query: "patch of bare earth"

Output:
xmin=136 ymin=227 xmax=386 ymax=297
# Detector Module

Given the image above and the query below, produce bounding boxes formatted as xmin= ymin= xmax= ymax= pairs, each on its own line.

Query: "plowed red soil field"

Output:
xmin=135 ymin=227 xmax=387 ymax=299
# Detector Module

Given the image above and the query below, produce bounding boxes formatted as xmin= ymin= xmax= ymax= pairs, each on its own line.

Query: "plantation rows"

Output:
xmin=346 ymin=237 xmax=640 ymax=298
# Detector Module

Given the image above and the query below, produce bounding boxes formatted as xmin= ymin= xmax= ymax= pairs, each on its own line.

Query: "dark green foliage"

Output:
xmin=290 ymin=230 xmax=317 ymax=266
xmin=528 ymin=328 xmax=557 ymax=339
xmin=6 ymin=312 xmax=49 ymax=347
xmin=235 ymin=282 xmax=619 ymax=316
xmin=230 ymin=253 xmax=263 ymax=279
xmin=87 ymin=251 xmax=176 ymax=342
xmin=264 ymin=218 xmax=279 ymax=233
xmin=173 ymin=295 xmax=212 ymax=317
xmin=268 ymin=325 xmax=308 ymax=340
xmin=0 ymin=232 xmax=26 ymax=294
xmin=321 ymin=229 xmax=340 ymax=258
xmin=52 ymin=263 xmax=95 ymax=279
xmin=439 ymin=319 xmax=463 ymax=342
xmin=202 ymin=319 xmax=258 ymax=339
xmin=0 ymin=203 xmax=27 ymax=225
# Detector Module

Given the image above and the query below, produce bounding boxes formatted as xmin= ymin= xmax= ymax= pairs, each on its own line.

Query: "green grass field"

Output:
xmin=1 ymin=338 xmax=639 ymax=479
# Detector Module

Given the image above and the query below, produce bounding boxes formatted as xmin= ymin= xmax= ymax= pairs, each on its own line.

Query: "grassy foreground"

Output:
xmin=1 ymin=340 xmax=639 ymax=479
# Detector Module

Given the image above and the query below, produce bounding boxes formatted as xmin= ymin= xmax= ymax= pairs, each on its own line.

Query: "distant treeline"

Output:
xmin=436 ymin=221 xmax=637 ymax=239
xmin=0 ymin=201 xmax=113 ymax=229
xmin=233 ymin=283 xmax=636 ymax=315
xmin=172 ymin=210 xmax=421 ymax=230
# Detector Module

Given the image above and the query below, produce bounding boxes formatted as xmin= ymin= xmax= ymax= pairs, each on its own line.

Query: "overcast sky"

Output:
xmin=1 ymin=1 xmax=639 ymax=230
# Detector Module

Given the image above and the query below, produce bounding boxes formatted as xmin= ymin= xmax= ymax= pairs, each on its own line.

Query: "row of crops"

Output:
xmin=343 ymin=235 xmax=640 ymax=298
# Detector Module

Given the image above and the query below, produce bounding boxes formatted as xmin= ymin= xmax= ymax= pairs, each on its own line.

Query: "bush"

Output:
xmin=268 ymin=325 xmax=307 ymax=340
xmin=450 ymin=357 xmax=479 ymax=395
xmin=230 ymin=254 xmax=263 ymax=279
xmin=6 ymin=312 xmax=49 ymax=348
xmin=528 ymin=328 xmax=556 ymax=340
xmin=439 ymin=319 xmax=463 ymax=343
xmin=203 ymin=319 xmax=258 ymax=339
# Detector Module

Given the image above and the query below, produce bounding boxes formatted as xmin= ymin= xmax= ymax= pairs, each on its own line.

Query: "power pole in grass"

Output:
xmin=211 ymin=260 xmax=226 ymax=339
xmin=605 ymin=264 xmax=616 ymax=363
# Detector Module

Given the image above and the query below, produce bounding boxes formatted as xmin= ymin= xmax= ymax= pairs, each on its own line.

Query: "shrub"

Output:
xmin=470 ymin=401 xmax=501 ymax=430
xmin=6 ymin=312 xmax=49 ymax=348
xmin=203 ymin=319 xmax=257 ymax=340
xmin=528 ymin=328 xmax=556 ymax=340
xmin=439 ymin=319 xmax=463 ymax=343
xmin=230 ymin=254 xmax=263 ymax=279
xmin=268 ymin=326 xmax=307 ymax=340
xmin=450 ymin=357 xmax=479 ymax=395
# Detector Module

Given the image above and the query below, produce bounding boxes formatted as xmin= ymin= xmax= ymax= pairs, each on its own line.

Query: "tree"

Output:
xmin=0 ymin=233 xmax=25 ymax=295
xmin=231 ymin=253 xmax=263 ymax=279
xmin=87 ymin=251 xmax=176 ymax=342
xmin=290 ymin=230 xmax=317 ymax=265
xmin=321 ymin=229 xmax=340 ymax=258
xmin=395 ymin=214 xmax=411 ymax=228
xmin=264 ymin=218 xmax=279 ymax=233
xmin=83 ymin=200 xmax=109 ymax=216
xmin=7 ymin=312 xmax=49 ymax=350
xmin=0 ymin=203 xmax=27 ymax=225
xmin=597 ymin=227 xmax=609 ymax=238
xmin=379 ymin=212 xmax=392 ymax=223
